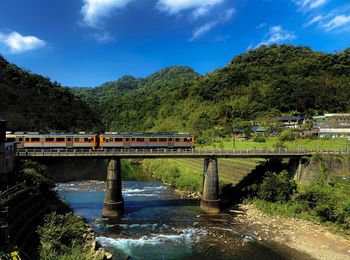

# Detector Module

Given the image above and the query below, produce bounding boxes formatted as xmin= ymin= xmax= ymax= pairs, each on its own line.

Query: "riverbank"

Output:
xmin=236 ymin=203 xmax=350 ymax=260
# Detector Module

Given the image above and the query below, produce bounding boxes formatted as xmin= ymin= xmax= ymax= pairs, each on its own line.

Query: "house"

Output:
xmin=276 ymin=115 xmax=306 ymax=129
xmin=318 ymin=128 xmax=350 ymax=139
xmin=324 ymin=113 xmax=350 ymax=128
xmin=0 ymin=120 xmax=15 ymax=177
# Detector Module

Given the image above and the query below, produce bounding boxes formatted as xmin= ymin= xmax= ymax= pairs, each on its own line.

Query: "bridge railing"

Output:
xmin=14 ymin=147 xmax=350 ymax=157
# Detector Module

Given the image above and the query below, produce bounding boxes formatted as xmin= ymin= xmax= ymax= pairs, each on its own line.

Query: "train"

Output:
xmin=5 ymin=132 xmax=195 ymax=150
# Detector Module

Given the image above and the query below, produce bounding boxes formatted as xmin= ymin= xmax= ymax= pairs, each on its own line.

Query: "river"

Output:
xmin=55 ymin=179 xmax=312 ymax=259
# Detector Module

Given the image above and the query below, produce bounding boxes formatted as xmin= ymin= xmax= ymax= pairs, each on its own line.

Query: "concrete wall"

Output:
xmin=297 ymin=155 xmax=350 ymax=183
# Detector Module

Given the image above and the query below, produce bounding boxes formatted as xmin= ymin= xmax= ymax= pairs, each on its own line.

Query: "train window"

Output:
xmin=169 ymin=138 xmax=173 ymax=141
xmin=175 ymin=138 xmax=180 ymax=142
xmin=67 ymin=138 xmax=72 ymax=142
xmin=131 ymin=138 xmax=136 ymax=141
xmin=31 ymin=138 xmax=40 ymax=142
xmin=126 ymin=138 xmax=129 ymax=141
xmin=7 ymin=138 xmax=15 ymax=142
xmin=74 ymin=138 xmax=80 ymax=142
xmin=115 ymin=138 xmax=123 ymax=142
xmin=18 ymin=138 xmax=23 ymax=141
xmin=159 ymin=138 xmax=166 ymax=142
xmin=25 ymin=138 xmax=30 ymax=142
xmin=136 ymin=138 xmax=144 ymax=142
xmin=45 ymin=138 xmax=54 ymax=142
xmin=150 ymin=138 xmax=157 ymax=142
xmin=57 ymin=138 xmax=65 ymax=142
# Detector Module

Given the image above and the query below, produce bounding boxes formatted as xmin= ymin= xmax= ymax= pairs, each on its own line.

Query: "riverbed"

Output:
xmin=55 ymin=180 xmax=313 ymax=259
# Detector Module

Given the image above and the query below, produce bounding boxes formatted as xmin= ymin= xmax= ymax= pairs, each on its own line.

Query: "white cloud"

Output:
xmin=293 ymin=0 xmax=328 ymax=11
xmin=157 ymin=0 xmax=224 ymax=18
xmin=89 ymin=31 xmax=116 ymax=44
xmin=81 ymin=0 xmax=134 ymax=28
xmin=0 ymin=31 xmax=46 ymax=53
xmin=189 ymin=8 xmax=235 ymax=41
xmin=303 ymin=15 xmax=323 ymax=27
xmin=322 ymin=15 xmax=350 ymax=31
xmin=255 ymin=25 xmax=296 ymax=48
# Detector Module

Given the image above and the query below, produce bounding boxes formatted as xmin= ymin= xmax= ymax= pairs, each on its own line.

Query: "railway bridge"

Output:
xmin=16 ymin=147 xmax=350 ymax=217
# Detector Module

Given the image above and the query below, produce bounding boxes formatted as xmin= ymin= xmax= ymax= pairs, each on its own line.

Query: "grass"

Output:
xmin=142 ymin=157 xmax=262 ymax=193
xmin=199 ymin=137 xmax=350 ymax=151
xmin=251 ymin=176 xmax=350 ymax=236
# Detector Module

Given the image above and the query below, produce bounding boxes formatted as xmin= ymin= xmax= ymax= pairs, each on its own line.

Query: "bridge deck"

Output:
xmin=15 ymin=148 xmax=350 ymax=159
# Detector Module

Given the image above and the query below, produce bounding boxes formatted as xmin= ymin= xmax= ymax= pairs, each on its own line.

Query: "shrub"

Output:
xmin=37 ymin=212 xmax=89 ymax=259
xmin=278 ymin=129 xmax=298 ymax=142
xmin=253 ymin=133 xmax=266 ymax=143
xmin=257 ymin=170 xmax=297 ymax=202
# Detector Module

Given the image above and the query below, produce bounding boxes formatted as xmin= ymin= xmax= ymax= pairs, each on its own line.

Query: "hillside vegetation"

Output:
xmin=72 ymin=44 xmax=350 ymax=135
xmin=0 ymin=55 xmax=100 ymax=131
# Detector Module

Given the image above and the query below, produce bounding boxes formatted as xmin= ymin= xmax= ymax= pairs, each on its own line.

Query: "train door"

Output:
xmin=66 ymin=136 xmax=73 ymax=148
xmin=124 ymin=137 xmax=130 ymax=148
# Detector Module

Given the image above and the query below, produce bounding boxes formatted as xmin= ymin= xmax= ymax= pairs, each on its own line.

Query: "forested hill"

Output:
xmin=72 ymin=44 xmax=350 ymax=136
xmin=0 ymin=55 xmax=100 ymax=131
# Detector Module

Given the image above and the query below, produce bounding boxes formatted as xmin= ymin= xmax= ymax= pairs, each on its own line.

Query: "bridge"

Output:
xmin=15 ymin=147 xmax=350 ymax=159
xmin=14 ymin=147 xmax=350 ymax=218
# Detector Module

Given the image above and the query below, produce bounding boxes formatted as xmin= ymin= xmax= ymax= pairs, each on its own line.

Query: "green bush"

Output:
xmin=278 ymin=129 xmax=299 ymax=142
xmin=37 ymin=212 xmax=91 ymax=259
xmin=253 ymin=133 xmax=266 ymax=143
xmin=21 ymin=160 xmax=55 ymax=192
xmin=257 ymin=170 xmax=297 ymax=202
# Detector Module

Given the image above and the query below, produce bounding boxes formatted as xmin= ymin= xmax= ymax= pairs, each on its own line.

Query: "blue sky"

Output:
xmin=0 ymin=0 xmax=349 ymax=87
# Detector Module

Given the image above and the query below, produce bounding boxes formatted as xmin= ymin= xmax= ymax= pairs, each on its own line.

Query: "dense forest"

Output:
xmin=72 ymin=44 xmax=350 ymax=136
xmin=0 ymin=55 xmax=100 ymax=131
xmin=1 ymin=44 xmax=349 ymax=133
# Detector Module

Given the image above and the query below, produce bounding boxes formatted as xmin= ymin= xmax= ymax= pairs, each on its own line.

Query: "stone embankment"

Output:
xmin=236 ymin=203 xmax=350 ymax=260
xmin=84 ymin=224 xmax=112 ymax=259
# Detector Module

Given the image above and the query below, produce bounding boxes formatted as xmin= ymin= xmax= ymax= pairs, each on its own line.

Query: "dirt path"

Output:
xmin=235 ymin=203 xmax=350 ymax=260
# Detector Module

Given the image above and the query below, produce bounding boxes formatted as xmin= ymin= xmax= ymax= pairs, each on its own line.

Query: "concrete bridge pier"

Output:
xmin=103 ymin=158 xmax=124 ymax=218
xmin=289 ymin=157 xmax=306 ymax=181
xmin=200 ymin=157 xmax=220 ymax=213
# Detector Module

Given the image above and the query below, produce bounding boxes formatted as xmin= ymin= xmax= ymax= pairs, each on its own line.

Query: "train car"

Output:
xmin=6 ymin=132 xmax=97 ymax=148
xmin=100 ymin=132 xmax=194 ymax=149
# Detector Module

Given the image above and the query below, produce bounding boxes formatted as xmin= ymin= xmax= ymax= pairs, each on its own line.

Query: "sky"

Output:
xmin=0 ymin=0 xmax=350 ymax=87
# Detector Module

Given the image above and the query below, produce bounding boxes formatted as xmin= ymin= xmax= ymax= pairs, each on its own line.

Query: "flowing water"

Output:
xmin=56 ymin=181 xmax=311 ymax=260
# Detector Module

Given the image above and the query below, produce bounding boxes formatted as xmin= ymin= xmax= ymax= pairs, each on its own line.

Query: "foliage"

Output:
xmin=20 ymin=160 xmax=55 ymax=192
xmin=71 ymin=45 xmax=350 ymax=134
xmin=257 ymin=170 xmax=297 ymax=202
xmin=253 ymin=133 xmax=266 ymax=143
xmin=253 ymin=175 xmax=350 ymax=232
xmin=278 ymin=129 xmax=299 ymax=142
xmin=37 ymin=212 xmax=92 ymax=259
xmin=0 ymin=55 xmax=100 ymax=131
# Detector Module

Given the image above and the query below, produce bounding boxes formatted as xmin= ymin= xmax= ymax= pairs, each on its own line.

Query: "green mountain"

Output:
xmin=72 ymin=45 xmax=350 ymax=136
xmin=0 ymin=55 xmax=100 ymax=131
